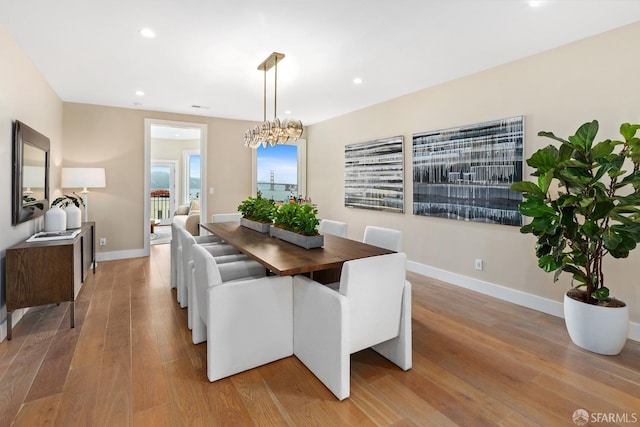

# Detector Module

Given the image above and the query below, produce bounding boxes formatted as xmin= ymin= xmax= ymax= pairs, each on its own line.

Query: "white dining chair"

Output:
xmin=171 ymin=221 xmax=224 ymax=290
xmin=176 ymin=227 xmax=246 ymax=309
xmin=319 ymin=219 xmax=348 ymax=238
xmin=191 ymin=244 xmax=293 ymax=382
xmin=363 ymin=225 xmax=402 ymax=252
xmin=178 ymin=227 xmax=263 ymax=329
xmin=293 ymin=252 xmax=412 ymax=400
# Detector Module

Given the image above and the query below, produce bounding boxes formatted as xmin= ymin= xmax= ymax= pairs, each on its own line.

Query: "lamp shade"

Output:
xmin=23 ymin=165 xmax=45 ymax=189
xmin=62 ymin=168 xmax=106 ymax=189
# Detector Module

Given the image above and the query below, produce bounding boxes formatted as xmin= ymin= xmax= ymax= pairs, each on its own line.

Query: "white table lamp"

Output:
xmin=61 ymin=167 xmax=106 ymax=222
xmin=23 ymin=165 xmax=45 ymax=195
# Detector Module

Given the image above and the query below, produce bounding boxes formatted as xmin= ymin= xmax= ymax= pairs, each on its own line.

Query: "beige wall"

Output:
xmin=63 ymin=103 xmax=255 ymax=255
xmin=307 ymin=22 xmax=640 ymax=324
xmin=0 ymin=25 xmax=63 ymax=338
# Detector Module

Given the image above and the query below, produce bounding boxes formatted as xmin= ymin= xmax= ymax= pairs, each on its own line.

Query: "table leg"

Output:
xmin=70 ymin=302 xmax=75 ymax=328
xmin=7 ymin=311 xmax=12 ymax=340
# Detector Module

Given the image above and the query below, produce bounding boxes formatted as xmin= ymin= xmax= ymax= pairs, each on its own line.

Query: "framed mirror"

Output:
xmin=12 ymin=120 xmax=50 ymax=225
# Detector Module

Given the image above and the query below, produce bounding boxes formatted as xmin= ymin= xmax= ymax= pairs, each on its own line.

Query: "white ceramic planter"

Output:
xmin=65 ymin=204 xmax=82 ymax=229
xmin=44 ymin=205 xmax=67 ymax=232
xmin=564 ymin=293 xmax=629 ymax=355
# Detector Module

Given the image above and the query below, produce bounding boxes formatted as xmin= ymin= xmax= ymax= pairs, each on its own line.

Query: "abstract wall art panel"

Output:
xmin=412 ymin=116 xmax=524 ymax=226
xmin=345 ymin=136 xmax=404 ymax=213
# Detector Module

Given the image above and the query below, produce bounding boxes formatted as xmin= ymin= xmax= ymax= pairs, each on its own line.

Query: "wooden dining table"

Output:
xmin=199 ymin=222 xmax=394 ymax=282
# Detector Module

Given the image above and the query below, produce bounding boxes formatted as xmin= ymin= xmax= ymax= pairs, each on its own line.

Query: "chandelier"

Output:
xmin=243 ymin=52 xmax=303 ymax=149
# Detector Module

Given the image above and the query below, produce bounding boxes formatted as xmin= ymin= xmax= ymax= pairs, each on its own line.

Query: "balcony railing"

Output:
xmin=151 ymin=189 xmax=171 ymax=223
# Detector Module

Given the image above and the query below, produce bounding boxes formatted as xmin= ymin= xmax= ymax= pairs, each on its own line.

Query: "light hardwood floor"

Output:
xmin=1 ymin=243 xmax=639 ymax=426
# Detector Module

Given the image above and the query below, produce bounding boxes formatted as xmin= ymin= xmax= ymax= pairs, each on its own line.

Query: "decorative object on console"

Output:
xmin=413 ymin=116 xmax=524 ymax=226
xmin=52 ymin=194 xmax=84 ymax=229
xmin=65 ymin=204 xmax=81 ymax=229
xmin=44 ymin=205 xmax=66 ymax=232
xmin=62 ymin=167 xmax=106 ymax=222
xmin=345 ymin=136 xmax=404 ymax=213
xmin=243 ymin=52 xmax=303 ymax=149
xmin=27 ymin=229 xmax=81 ymax=243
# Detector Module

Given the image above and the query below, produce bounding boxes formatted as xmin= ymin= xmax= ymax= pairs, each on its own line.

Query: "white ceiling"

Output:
xmin=1 ymin=1 xmax=639 ymax=125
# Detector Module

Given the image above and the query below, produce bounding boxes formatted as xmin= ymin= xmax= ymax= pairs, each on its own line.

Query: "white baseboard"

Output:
xmin=407 ymin=261 xmax=640 ymax=342
xmin=96 ymin=249 xmax=147 ymax=262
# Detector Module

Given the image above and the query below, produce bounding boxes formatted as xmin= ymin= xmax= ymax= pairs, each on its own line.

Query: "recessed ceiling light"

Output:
xmin=353 ymin=77 xmax=363 ymax=85
xmin=135 ymin=90 xmax=144 ymax=96
xmin=140 ymin=28 xmax=156 ymax=38
xmin=528 ymin=1 xmax=543 ymax=7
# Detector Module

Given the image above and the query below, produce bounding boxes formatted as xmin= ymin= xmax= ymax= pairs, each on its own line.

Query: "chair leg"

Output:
xmin=179 ymin=258 xmax=190 ymax=309
xmin=187 ymin=264 xmax=194 ymax=330
xmin=372 ymin=281 xmax=412 ymax=371
xmin=191 ymin=286 xmax=206 ymax=345
xmin=176 ymin=246 xmax=184 ymax=303
xmin=170 ymin=233 xmax=177 ymax=288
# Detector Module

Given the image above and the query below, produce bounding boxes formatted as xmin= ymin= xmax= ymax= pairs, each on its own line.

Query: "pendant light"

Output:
xmin=243 ymin=52 xmax=303 ymax=149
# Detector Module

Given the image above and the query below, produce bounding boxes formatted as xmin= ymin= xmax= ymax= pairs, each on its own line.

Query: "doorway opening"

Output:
xmin=150 ymin=160 xmax=177 ymax=225
xmin=144 ymin=119 xmax=207 ymax=254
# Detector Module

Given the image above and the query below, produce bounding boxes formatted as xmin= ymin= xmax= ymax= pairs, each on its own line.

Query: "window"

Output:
xmin=254 ymin=139 xmax=306 ymax=203
xmin=183 ymin=149 xmax=200 ymax=203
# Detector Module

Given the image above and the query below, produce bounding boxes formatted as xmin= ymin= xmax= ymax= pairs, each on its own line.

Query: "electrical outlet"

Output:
xmin=474 ymin=258 xmax=483 ymax=271
xmin=100 ymin=237 xmax=107 ymax=246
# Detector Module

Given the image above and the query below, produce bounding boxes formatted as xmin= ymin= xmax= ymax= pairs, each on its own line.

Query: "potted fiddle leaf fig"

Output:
xmin=511 ymin=120 xmax=640 ymax=355
xmin=271 ymin=203 xmax=323 ymax=249
xmin=237 ymin=191 xmax=276 ymax=233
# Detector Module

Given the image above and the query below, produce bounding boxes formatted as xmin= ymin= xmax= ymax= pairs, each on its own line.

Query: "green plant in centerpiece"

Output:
xmin=510 ymin=120 xmax=640 ymax=307
xmin=237 ymin=191 xmax=276 ymax=223
xmin=52 ymin=193 xmax=84 ymax=208
xmin=273 ymin=203 xmax=320 ymax=236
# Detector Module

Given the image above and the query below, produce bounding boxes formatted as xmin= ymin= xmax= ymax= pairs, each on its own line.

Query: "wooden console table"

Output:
xmin=5 ymin=222 xmax=95 ymax=339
